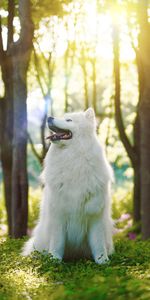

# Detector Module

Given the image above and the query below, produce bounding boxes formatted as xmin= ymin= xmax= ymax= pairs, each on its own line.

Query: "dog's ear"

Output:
xmin=85 ymin=107 xmax=95 ymax=120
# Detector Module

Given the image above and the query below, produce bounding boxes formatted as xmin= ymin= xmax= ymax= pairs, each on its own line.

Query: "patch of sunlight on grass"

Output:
xmin=0 ymin=259 xmax=64 ymax=300
xmin=128 ymin=265 xmax=150 ymax=280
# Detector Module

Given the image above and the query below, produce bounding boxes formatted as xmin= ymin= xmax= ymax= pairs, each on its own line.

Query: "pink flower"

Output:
xmin=117 ymin=213 xmax=131 ymax=223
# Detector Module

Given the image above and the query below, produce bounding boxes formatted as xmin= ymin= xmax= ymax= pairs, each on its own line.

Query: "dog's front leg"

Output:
xmin=88 ymin=218 xmax=109 ymax=265
xmin=49 ymin=219 xmax=65 ymax=261
xmin=85 ymin=187 xmax=106 ymax=216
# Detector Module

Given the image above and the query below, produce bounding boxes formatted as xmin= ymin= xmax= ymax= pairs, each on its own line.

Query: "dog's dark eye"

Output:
xmin=66 ymin=119 xmax=72 ymax=122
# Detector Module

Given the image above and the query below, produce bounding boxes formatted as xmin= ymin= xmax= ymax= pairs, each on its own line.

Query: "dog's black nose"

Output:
xmin=47 ymin=116 xmax=54 ymax=125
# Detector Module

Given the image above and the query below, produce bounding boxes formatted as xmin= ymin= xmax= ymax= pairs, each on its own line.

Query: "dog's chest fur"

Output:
xmin=44 ymin=144 xmax=103 ymax=212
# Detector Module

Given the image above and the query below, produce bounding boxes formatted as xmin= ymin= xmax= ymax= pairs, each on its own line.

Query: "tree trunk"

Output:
xmin=0 ymin=98 xmax=13 ymax=235
xmin=112 ymin=20 xmax=140 ymax=224
xmin=0 ymin=0 xmax=33 ymax=238
xmin=140 ymin=86 xmax=150 ymax=239
xmin=133 ymin=164 xmax=141 ymax=224
xmin=132 ymin=114 xmax=141 ymax=224
xmin=0 ymin=55 xmax=14 ymax=235
xmin=10 ymin=0 xmax=33 ymax=238
xmin=11 ymin=62 xmax=29 ymax=237
xmin=0 ymin=5 xmax=14 ymax=235
xmin=138 ymin=0 xmax=150 ymax=239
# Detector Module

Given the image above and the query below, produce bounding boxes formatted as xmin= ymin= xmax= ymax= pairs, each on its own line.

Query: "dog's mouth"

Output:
xmin=47 ymin=125 xmax=72 ymax=142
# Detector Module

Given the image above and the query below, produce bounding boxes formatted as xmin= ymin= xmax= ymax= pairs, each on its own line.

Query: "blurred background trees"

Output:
xmin=0 ymin=0 xmax=150 ymax=239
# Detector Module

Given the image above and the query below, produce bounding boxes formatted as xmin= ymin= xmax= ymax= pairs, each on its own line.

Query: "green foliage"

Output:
xmin=0 ymin=185 xmax=5 ymax=223
xmin=28 ymin=187 xmax=41 ymax=228
xmin=0 ymin=0 xmax=7 ymax=10
xmin=112 ymin=184 xmax=133 ymax=220
xmin=0 ymin=184 xmax=7 ymax=236
xmin=31 ymin=0 xmax=71 ymax=28
xmin=0 ymin=237 xmax=150 ymax=300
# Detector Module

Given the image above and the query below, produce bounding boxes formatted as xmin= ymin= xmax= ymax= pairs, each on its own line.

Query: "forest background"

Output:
xmin=0 ymin=0 xmax=150 ymax=255
xmin=0 ymin=1 xmax=150 ymax=299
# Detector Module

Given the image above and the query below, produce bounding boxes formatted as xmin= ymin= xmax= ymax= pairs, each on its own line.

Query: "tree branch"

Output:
xmin=112 ymin=22 xmax=137 ymax=166
xmin=33 ymin=47 xmax=46 ymax=97
xmin=34 ymin=41 xmax=51 ymax=88
xmin=27 ymin=132 xmax=43 ymax=164
xmin=33 ymin=46 xmax=53 ymax=156
xmin=126 ymin=14 xmax=145 ymax=104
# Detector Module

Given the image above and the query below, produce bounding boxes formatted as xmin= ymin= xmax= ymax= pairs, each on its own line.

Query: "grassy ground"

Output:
xmin=0 ymin=237 xmax=150 ymax=300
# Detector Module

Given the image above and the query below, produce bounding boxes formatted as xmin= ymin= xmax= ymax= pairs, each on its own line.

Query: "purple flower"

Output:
xmin=128 ymin=232 xmax=136 ymax=240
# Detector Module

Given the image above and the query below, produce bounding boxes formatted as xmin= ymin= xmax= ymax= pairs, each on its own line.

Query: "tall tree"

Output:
xmin=113 ymin=1 xmax=150 ymax=239
xmin=112 ymin=17 xmax=141 ymax=225
xmin=138 ymin=0 xmax=150 ymax=239
xmin=0 ymin=0 xmax=34 ymax=237
xmin=0 ymin=0 xmax=15 ymax=235
xmin=0 ymin=0 xmax=71 ymax=236
xmin=11 ymin=0 xmax=34 ymax=238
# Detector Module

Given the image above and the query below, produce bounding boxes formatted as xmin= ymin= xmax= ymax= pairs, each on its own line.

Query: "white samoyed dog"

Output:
xmin=22 ymin=108 xmax=114 ymax=264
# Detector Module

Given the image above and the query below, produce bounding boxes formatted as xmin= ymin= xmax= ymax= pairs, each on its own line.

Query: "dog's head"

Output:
xmin=47 ymin=108 xmax=96 ymax=146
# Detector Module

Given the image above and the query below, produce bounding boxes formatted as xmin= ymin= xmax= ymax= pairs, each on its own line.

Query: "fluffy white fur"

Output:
xmin=22 ymin=108 xmax=114 ymax=264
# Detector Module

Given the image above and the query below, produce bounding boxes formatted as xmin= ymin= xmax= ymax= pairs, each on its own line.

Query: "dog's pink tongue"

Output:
xmin=46 ymin=135 xmax=52 ymax=140
xmin=46 ymin=131 xmax=65 ymax=140
xmin=57 ymin=132 xmax=65 ymax=136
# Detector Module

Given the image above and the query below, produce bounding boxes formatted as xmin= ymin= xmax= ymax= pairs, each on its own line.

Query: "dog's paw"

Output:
xmin=95 ymin=254 xmax=109 ymax=265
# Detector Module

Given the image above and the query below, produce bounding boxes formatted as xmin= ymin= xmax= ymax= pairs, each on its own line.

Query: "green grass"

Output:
xmin=0 ymin=237 xmax=150 ymax=300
